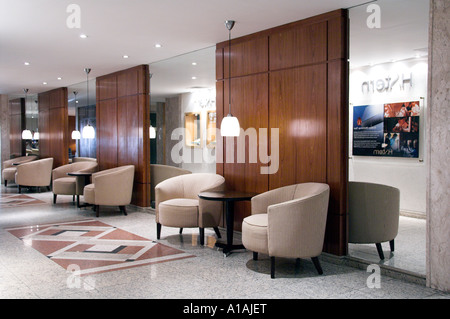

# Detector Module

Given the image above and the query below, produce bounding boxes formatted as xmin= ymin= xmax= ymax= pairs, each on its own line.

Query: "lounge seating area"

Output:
xmin=2 ymin=155 xmax=38 ymax=187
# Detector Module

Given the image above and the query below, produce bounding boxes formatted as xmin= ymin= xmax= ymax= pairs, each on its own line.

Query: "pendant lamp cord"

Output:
xmin=228 ymin=28 xmax=231 ymax=115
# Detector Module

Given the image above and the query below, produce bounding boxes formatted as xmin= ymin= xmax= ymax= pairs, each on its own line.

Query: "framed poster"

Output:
xmin=353 ymin=101 xmax=420 ymax=158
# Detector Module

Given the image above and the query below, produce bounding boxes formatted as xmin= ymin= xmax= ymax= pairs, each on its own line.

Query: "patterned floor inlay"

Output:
xmin=0 ymin=193 xmax=47 ymax=208
xmin=6 ymin=219 xmax=195 ymax=275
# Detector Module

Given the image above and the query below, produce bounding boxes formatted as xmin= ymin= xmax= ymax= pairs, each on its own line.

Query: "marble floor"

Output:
xmin=0 ymin=185 xmax=448 ymax=300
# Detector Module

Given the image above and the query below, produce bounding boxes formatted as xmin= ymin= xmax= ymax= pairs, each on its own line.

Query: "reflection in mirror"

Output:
xmin=348 ymin=0 xmax=429 ymax=276
xmin=25 ymin=93 xmax=39 ymax=156
xmin=67 ymin=79 xmax=96 ymax=159
xmin=149 ymin=46 xmax=216 ymax=173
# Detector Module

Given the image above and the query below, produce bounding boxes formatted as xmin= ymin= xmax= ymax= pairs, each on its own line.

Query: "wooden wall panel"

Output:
xmin=96 ymin=64 xmax=151 ymax=207
xmin=224 ymin=37 xmax=268 ymax=78
xmin=97 ymin=99 xmax=118 ymax=170
xmin=216 ymin=9 xmax=349 ymax=255
xmin=269 ymin=65 xmax=327 ymax=189
xmin=38 ymin=87 xmax=68 ymax=168
xmin=269 ymin=21 xmax=327 ymax=70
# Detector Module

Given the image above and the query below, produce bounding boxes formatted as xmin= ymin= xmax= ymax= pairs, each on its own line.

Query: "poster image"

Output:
xmin=353 ymin=101 xmax=420 ymax=158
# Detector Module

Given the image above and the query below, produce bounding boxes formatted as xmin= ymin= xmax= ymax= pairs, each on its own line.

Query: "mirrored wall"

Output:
xmin=67 ymin=79 xmax=96 ymax=159
xmin=348 ymin=0 xmax=429 ymax=276
xmin=149 ymin=46 xmax=216 ymax=173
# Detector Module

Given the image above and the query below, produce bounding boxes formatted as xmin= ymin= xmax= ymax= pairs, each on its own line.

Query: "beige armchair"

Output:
xmin=155 ymin=173 xmax=225 ymax=246
xmin=348 ymin=181 xmax=400 ymax=260
xmin=242 ymin=183 xmax=330 ymax=278
xmin=2 ymin=155 xmax=38 ymax=187
xmin=83 ymin=165 xmax=135 ymax=217
xmin=52 ymin=161 xmax=99 ymax=204
xmin=150 ymin=164 xmax=191 ymax=207
xmin=15 ymin=158 xmax=54 ymax=193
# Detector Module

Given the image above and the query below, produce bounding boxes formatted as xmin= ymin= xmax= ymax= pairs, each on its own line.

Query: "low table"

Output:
xmin=198 ymin=190 xmax=258 ymax=256
xmin=67 ymin=171 xmax=93 ymax=208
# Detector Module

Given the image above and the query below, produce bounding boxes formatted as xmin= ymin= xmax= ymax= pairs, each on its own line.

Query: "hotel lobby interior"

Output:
xmin=0 ymin=0 xmax=449 ymax=303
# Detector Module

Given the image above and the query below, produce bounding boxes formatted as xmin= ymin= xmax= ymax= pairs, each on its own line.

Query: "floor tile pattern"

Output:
xmin=6 ymin=219 xmax=194 ymax=276
xmin=0 ymin=193 xmax=47 ymax=209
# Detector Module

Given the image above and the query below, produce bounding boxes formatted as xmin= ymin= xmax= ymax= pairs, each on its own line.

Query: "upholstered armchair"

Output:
xmin=242 ymin=183 xmax=330 ymax=278
xmin=348 ymin=181 xmax=400 ymax=260
xmin=15 ymin=158 xmax=54 ymax=192
xmin=150 ymin=164 xmax=191 ymax=207
xmin=155 ymin=173 xmax=225 ymax=246
xmin=2 ymin=155 xmax=38 ymax=187
xmin=52 ymin=161 xmax=99 ymax=204
xmin=83 ymin=165 xmax=135 ymax=217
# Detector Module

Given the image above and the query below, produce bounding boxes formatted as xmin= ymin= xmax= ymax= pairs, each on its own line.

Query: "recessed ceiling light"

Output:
xmin=57 ymin=77 xmax=62 ymax=80
xmin=191 ymin=76 xmax=197 ymax=80
xmin=43 ymin=82 xmax=47 ymax=85
xmin=80 ymin=34 xmax=88 ymax=39
xmin=192 ymin=62 xmax=197 ymax=66
xmin=155 ymin=43 xmax=162 ymax=48
xmin=123 ymin=55 xmax=129 ymax=58
xmin=24 ymin=62 xmax=30 ymax=66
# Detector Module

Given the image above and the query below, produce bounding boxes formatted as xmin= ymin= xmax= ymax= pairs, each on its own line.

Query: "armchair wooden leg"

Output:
xmin=53 ymin=194 xmax=57 ymax=204
xmin=72 ymin=195 xmax=75 ymax=202
xmin=199 ymin=227 xmax=205 ymax=245
xmin=179 ymin=228 xmax=183 ymax=234
xmin=376 ymin=243 xmax=385 ymax=260
xmin=389 ymin=239 xmax=395 ymax=252
xmin=213 ymin=227 xmax=221 ymax=238
xmin=253 ymin=252 xmax=258 ymax=261
xmin=4 ymin=180 xmax=7 ymax=187
xmin=95 ymin=205 xmax=100 ymax=218
xmin=119 ymin=206 xmax=127 ymax=216
xmin=271 ymin=257 xmax=275 ymax=279
xmin=311 ymin=257 xmax=323 ymax=275
xmin=157 ymin=223 xmax=161 ymax=239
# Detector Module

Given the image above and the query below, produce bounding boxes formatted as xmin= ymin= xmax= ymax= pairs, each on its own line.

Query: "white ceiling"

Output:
xmin=1 ymin=0 xmax=370 ymax=96
xmin=0 ymin=0 xmax=429 ymax=100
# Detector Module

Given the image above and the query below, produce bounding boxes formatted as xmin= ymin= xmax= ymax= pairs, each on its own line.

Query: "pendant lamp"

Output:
xmin=71 ymin=91 xmax=81 ymax=139
xmin=220 ymin=20 xmax=240 ymax=137
xmin=82 ymin=68 xmax=95 ymax=139
xmin=21 ymin=89 xmax=33 ymax=139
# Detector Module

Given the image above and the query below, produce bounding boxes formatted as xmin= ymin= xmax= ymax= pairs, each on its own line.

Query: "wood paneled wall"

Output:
xmin=9 ymin=98 xmax=25 ymax=157
xmin=216 ymin=9 xmax=349 ymax=256
xmin=38 ymin=88 xmax=69 ymax=168
xmin=96 ymin=65 xmax=151 ymax=207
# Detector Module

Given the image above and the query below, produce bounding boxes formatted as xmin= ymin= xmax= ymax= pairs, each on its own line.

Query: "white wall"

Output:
xmin=349 ymin=58 xmax=428 ymax=214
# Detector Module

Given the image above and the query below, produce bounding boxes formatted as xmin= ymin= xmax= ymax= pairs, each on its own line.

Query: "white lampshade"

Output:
xmin=82 ymin=124 xmax=95 ymax=139
xmin=149 ymin=125 xmax=156 ymax=139
xmin=220 ymin=114 xmax=240 ymax=137
xmin=33 ymin=132 xmax=39 ymax=140
xmin=22 ymin=129 xmax=33 ymax=140
xmin=71 ymin=130 xmax=81 ymax=140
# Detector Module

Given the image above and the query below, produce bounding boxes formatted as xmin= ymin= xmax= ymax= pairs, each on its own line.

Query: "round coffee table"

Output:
xmin=198 ymin=190 xmax=258 ymax=256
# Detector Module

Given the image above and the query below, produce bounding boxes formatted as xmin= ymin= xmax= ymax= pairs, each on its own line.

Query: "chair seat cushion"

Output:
xmin=159 ymin=198 xmax=199 ymax=228
xmin=83 ymin=183 xmax=95 ymax=204
xmin=53 ymin=177 xmax=76 ymax=195
xmin=2 ymin=167 xmax=17 ymax=181
xmin=242 ymin=214 xmax=269 ymax=255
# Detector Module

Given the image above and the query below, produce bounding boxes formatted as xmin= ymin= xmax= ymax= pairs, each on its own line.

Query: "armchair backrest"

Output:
xmin=91 ymin=165 xmax=135 ymax=206
xmin=72 ymin=157 xmax=97 ymax=163
xmin=155 ymin=173 xmax=225 ymax=215
xmin=150 ymin=164 xmax=191 ymax=201
xmin=52 ymin=161 xmax=98 ymax=181
xmin=348 ymin=181 xmax=400 ymax=244
xmin=15 ymin=158 xmax=53 ymax=186
xmin=3 ymin=155 xmax=38 ymax=170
